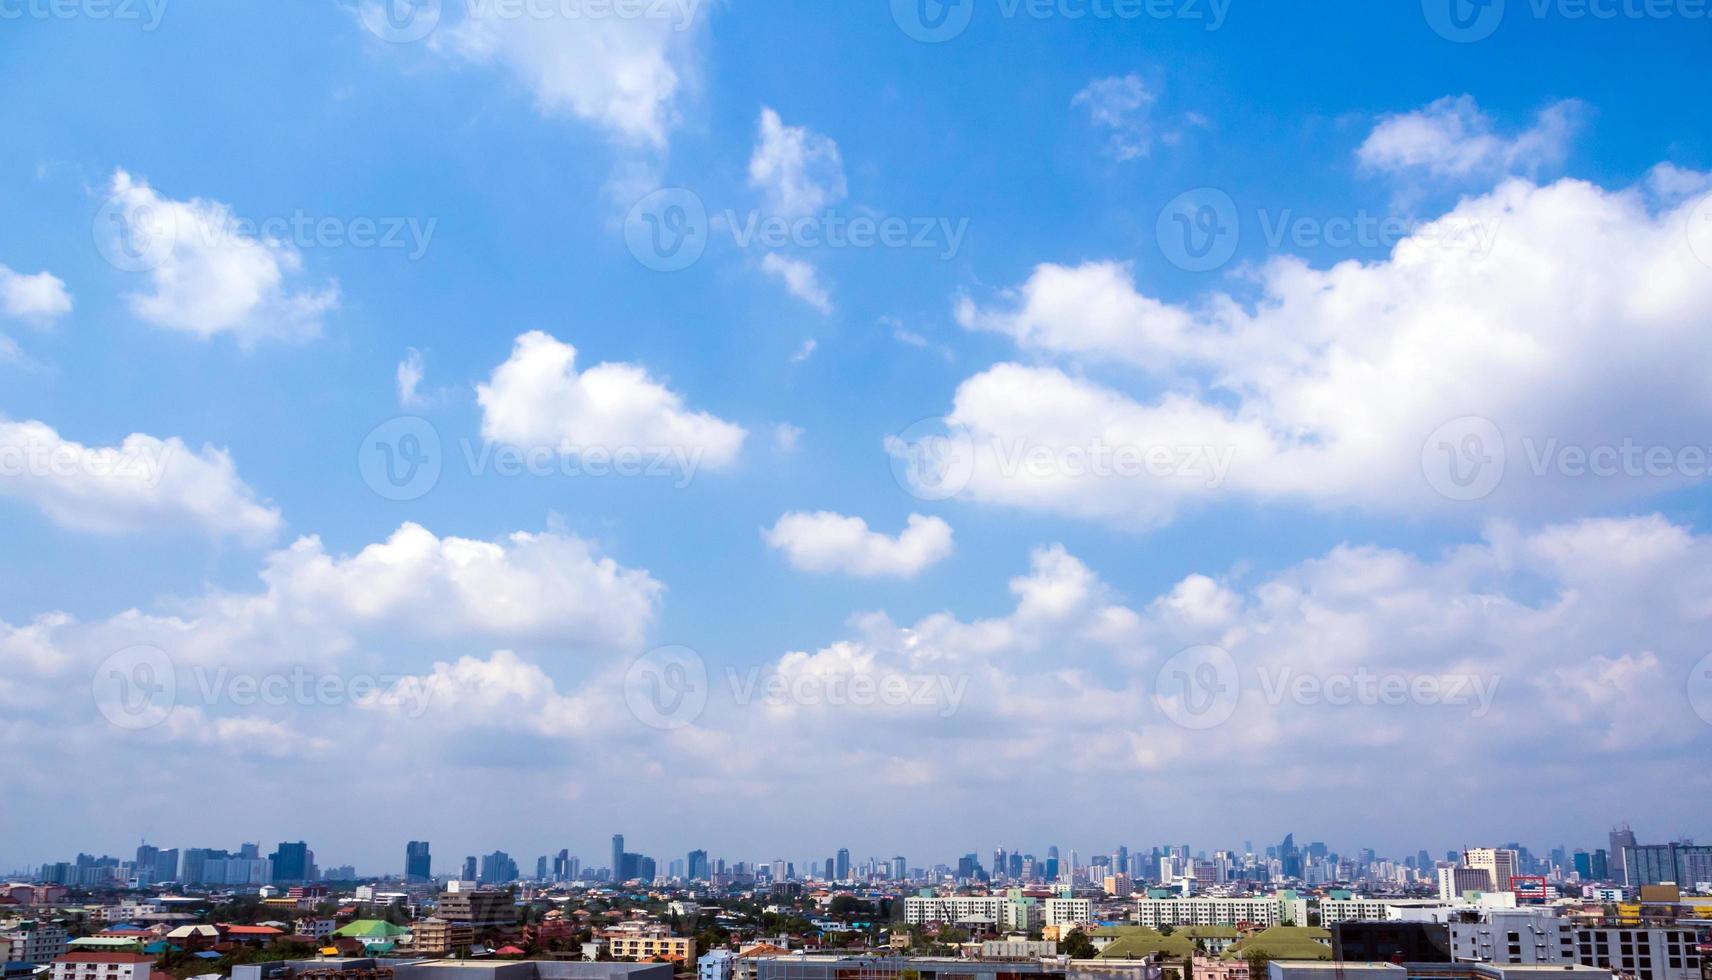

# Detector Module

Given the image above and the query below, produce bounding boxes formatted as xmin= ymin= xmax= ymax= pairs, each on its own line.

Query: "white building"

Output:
xmin=699 ymin=949 xmax=735 ymax=980
xmin=1134 ymin=896 xmax=1309 ymax=929
xmin=1044 ymin=898 xmax=1091 ymax=927
xmin=3 ymin=921 xmax=69 ymax=964
xmin=904 ymin=895 xmax=1040 ymax=932
xmin=52 ymin=953 xmax=152 ymax=980
xmin=1317 ymin=899 xmax=1394 ymax=926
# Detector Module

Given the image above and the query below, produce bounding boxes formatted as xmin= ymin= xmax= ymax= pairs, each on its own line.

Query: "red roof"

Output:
xmin=55 ymin=953 xmax=155 ymax=964
xmin=219 ymin=925 xmax=284 ymax=936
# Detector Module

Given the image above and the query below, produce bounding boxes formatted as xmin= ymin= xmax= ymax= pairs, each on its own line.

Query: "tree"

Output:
xmin=1061 ymin=929 xmax=1096 ymax=959
xmin=1160 ymin=924 xmax=1176 ymax=936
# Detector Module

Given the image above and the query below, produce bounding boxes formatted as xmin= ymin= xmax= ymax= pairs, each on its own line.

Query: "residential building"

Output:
xmin=1465 ymin=850 xmax=1520 ymax=893
xmin=411 ymin=918 xmax=474 ymax=956
xmin=1441 ymin=867 xmax=1496 ymax=901
xmin=1574 ymin=926 xmax=1702 ymax=980
xmin=1446 ymin=911 xmax=1574 ymax=964
xmin=700 ymin=951 xmax=735 ymax=980
xmin=436 ymin=889 xmax=514 ymax=931
xmin=604 ymin=934 xmax=694 ymax=964
xmin=1044 ymin=898 xmax=1091 ymax=927
xmin=50 ymin=953 xmax=152 ymax=980
xmin=2 ymin=921 xmax=69 ymax=964
xmin=1134 ymin=896 xmax=1309 ymax=929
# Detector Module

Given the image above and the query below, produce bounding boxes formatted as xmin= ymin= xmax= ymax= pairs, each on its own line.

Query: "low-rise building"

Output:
xmin=50 ymin=952 xmax=152 ymax=980
xmin=2 ymin=921 xmax=69 ymax=964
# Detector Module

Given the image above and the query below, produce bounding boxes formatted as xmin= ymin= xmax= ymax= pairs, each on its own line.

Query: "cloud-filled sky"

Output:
xmin=2 ymin=0 xmax=1711 ymax=874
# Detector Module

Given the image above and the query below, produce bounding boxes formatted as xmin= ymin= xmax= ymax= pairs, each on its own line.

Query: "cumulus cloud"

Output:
xmin=748 ymin=107 xmax=847 ymax=217
xmin=760 ymin=253 xmax=832 ymax=313
xmin=0 ymin=417 xmax=281 ymax=541
xmin=764 ymin=511 xmax=954 ymax=578
xmin=428 ymin=1 xmax=706 ymax=149
xmin=929 ymin=172 xmax=1712 ymax=527
xmin=1358 ymin=95 xmax=1585 ymax=182
xmin=477 ymin=330 xmax=746 ymax=467
xmin=99 ymin=170 xmax=338 ymax=344
xmin=396 ymin=347 xmax=427 ymax=407
xmin=0 ymin=264 xmax=72 ymax=321
xmin=1073 ymin=74 xmax=1158 ymax=161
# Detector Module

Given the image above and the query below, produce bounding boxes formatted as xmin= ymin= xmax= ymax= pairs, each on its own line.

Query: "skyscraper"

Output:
xmin=269 ymin=841 xmax=310 ymax=884
xmin=462 ymin=855 xmax=478 ymax=881
xmin=406 ymin=841 xmax=432 ymax=883
xmin=1609 ymin=824 xmax=1637 ymax=885
xmin=688 ymin=849 xmax=709 ymax=880
xmin=835 ymin=847 xmax=850 ymax=881
xmin=612 ymin=834 xmax=625 ymax=880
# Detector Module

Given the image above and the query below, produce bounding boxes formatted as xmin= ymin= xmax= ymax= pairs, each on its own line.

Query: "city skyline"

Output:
xmin=4 ymin=1 xmax=1711 ymax=867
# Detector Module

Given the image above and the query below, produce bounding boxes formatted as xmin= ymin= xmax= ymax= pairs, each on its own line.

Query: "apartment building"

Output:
xmin=1446 ymin=911 xmax=1575 ymax=964
xmin=1464 ymin=851 xmax=1520 ymax=893
xmin=1574 ymin=927 xmax=1702 ymax=980
xmin=1316 ymin=899 xmax=1394 ymax=926
xmin=1044 ymin=898 xmax=1092 ymax=928
xmin=50 ymin=953 xmax=152 ymax=980
xmin=2 ymin=922 xmax=69 ymax=964
xmin=604 ymin=935 xmax=695 ymax=963
xmin=411 ymin=918 xmax=474 ymax=956
xmin=435 ymin=889 xmax=514 ymax=931
xmin=903 ymin=896 xmax=1041 ymax=932
xmin=1134 ymin=896 xmax=1310 ymax=929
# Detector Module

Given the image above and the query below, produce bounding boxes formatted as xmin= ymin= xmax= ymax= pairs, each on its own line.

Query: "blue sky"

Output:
xmin=3 ymin=0 xmax=1711 ymax=874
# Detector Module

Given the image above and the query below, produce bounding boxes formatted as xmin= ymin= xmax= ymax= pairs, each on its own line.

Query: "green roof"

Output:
xmin=1094 ymin=927 xmax=1193 ymax=960
xmin=333 ymin=920 xmax=409 ymax=938
xmin=69 ymin=938 xmax=144 ymax=949
xmin=1221 ymin=926 xmax=1332 ymax=962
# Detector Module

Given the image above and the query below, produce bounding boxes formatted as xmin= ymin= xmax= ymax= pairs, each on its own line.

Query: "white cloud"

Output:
xmin=430 ymin=2 xmax=705 ymax=148
xmin=789 ymin=338 xmax=817 ymax=363
xmin=397 ymin=347 xmax=427 ymax=407
xmin=0 ymin=417 xmax=281 ymax=541
xmin=100 ymin=170 xmax=338 ymax=344
xmin=0 ymin=264 xmax=72 ymax=321
xmin=477 ymin=330 xmax=746 ymax=466
xmin=760 ymin=253 xmax=832 ymax=313
xmin=1358 ymin=95 xmax=1585 ymax=181
xmin=749 ymin=107 xmax=847 ymax=217
xmin=931 ymin=172 xmax=1712 ymax=527
xmin=764 ymin=511 xmax=953 ymax=578
xmin=773 ymin=422 xmax=803 ymax=452
xmin=1073 ymin=74 xmax=1158 ymax=161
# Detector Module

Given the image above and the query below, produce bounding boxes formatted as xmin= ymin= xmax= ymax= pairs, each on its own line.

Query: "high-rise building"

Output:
xmin=461 ymin=856 xmax=478 ymax=881
xmin=688 ymin=849 xmax=709 ymax=881
xmin=478 ymin=851 xmax=518 ymax=884
xmin=611 ymin=835 xmax=625 ymax=881
xmin=1464 ymin=848 xmax=1519 ymax=892
xmin=1610 ymin=824 xmax=1638 ymax=885
xmin=892 ymin=856 xmax=907 ymax=880
xmin=269 ymin=842 xmax=311 ymax=884
xmin=1623 ymin=842 xmax=1712 ymax=888
xmin=834 ymin=848 xmax=850 ymax=881
xmin=406 ymin=841 xmax=432 ymax=883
